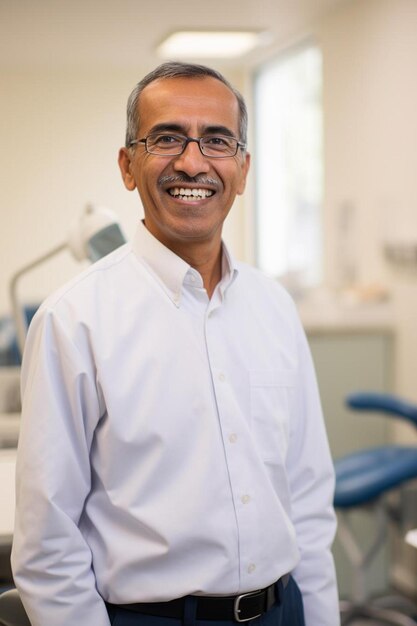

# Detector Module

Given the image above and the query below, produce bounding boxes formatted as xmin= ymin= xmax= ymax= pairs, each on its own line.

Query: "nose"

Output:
xmin=172 ymin=139 xmax=210 ymax=177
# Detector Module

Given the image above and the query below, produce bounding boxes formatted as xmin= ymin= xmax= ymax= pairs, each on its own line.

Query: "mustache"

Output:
xmin=158 ymin=174 xmax=219 ymax=188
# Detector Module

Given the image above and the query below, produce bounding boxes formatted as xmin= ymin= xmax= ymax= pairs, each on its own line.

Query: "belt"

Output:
xmin=106 ymin=575 xmax=290 ymax=623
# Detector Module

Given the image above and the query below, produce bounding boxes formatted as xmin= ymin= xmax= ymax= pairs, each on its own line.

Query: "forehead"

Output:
xmin=137 ymin=76 xmax=240 ymax=135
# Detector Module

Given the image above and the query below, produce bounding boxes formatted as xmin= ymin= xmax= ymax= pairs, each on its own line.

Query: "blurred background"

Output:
xmin=1 ymin=0 xmax=417 ymax=613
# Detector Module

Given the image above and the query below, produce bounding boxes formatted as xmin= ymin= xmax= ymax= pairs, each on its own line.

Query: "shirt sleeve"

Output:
xmin=286 ymin=313 xmax=340 ymax=626
xmin=11 ymin=307 xmax=111 ymax=626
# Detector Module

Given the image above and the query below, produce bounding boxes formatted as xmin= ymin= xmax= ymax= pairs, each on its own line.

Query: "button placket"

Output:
xmin=204 ymin=308 xmax=260 ymax=588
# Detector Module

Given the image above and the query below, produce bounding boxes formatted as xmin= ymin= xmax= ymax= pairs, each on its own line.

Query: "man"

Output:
xmin=12 ymin=62 xmax=340 ymax=626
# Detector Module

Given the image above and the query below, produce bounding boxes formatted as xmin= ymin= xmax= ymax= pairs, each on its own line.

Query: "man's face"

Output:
xmin=118 ymin=76 xmax=250 ymax=255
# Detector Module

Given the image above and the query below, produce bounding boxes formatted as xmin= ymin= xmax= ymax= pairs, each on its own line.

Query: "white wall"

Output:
xmin=0 ymin=69 xmax=139 ymax=311
xmin=320 ymin=0 xmax=417 ymax=290
xmin=316 ymin=0 xmax=417 ymax=418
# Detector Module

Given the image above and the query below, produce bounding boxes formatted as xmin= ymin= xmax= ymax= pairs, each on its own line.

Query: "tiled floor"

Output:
xmin=338 ymin=598 xmax=417 ymax=626
xmin=339 ymin=593 xmax=417 ymax=625
xmin=341 ymin=615 xmax=417 ymax=624
xmin=340 ymin=617 xmax=416 ymax=625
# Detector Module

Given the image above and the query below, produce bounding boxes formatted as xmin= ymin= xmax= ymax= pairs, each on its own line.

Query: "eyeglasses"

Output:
xmin=128 ymin=132 xmax=246 ymax=158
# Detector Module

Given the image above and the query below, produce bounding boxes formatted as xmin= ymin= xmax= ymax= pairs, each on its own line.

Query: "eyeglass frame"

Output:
xmin=127 ymin=132 xmax=247 ymax=158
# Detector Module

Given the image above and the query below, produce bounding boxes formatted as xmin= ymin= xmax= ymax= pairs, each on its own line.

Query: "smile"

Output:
xmin=168 ymin=187 xmax=214 ymax=201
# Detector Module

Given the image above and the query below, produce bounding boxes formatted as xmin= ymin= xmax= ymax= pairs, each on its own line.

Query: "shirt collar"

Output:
xmin=219 ymin=242 xmax=239 ymax=298
xmin=131 ymin=220 xmax=238 ymax=306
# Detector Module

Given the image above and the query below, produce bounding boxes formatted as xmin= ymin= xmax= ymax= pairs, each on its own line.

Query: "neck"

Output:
xmin=142 ymin=221 xmax=224 ymax=298
xmin=176 ymin=240 xmax=223 ymax=299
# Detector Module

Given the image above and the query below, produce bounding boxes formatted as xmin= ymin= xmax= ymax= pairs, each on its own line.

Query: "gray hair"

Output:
xmin=125 ymin=61 xmax=248 ymax=148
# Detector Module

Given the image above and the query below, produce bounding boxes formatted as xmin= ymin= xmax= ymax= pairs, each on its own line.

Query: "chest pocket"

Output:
xmin=250 ymin=369 xmax=296 ymax=462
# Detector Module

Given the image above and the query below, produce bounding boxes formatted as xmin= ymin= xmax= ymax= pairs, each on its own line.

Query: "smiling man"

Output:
xmin=118 ymin=72 xmax=250 ymax=297
xmin=12 ymin=63 xmax=340 ymax=626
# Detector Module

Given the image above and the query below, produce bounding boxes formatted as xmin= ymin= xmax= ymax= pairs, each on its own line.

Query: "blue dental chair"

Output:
xmin=335 ymin=392 xmax=417 ymax=625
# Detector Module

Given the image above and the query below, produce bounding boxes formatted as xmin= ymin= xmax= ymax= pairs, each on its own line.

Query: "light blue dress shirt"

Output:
xmin=12 ymin=221 xmax=340 ymax=626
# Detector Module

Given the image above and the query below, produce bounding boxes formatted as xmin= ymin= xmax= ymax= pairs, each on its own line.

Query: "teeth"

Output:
xmin=169 ymin=187 xmax=214 ymax=200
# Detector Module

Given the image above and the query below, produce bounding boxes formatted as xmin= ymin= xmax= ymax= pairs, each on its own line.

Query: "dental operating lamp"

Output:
xmin=10 ymin=204 xmax=126 ymax=356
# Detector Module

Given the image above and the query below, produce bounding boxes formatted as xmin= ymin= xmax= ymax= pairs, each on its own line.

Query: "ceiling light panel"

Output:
xmin=157 ymin=31 xmax=261 ymax=59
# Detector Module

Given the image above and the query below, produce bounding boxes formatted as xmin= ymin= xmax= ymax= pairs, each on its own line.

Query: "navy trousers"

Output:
xmin=106 ymin=577 xmax=305 ymax=626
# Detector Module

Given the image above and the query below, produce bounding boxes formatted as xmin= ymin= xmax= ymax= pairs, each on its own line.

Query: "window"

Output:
xmin=254 ymin=44 xmax=323 ymax=289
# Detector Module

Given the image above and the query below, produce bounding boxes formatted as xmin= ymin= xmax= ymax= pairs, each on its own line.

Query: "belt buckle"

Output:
xmin=233 ymin=591 xmax=262 ymax=623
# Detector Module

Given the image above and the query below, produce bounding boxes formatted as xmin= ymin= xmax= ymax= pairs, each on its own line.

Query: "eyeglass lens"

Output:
xmin=146 ymin=133 xmax=239 ymax=157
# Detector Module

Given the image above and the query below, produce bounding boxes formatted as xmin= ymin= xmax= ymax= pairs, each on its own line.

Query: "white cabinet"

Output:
xmin=307 ymin=330 xmax=394 ymax=598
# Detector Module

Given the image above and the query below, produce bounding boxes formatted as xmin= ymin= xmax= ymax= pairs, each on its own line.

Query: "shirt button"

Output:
xmin=241 ymin=494 xmax=251 ymax=504
xmin=218 ymin=373 xmax=226 ymax=382
xmin=247 ymin=563 xmax=256 ymax=574
xmin=229 ymin=433 xmax=238 ymax=444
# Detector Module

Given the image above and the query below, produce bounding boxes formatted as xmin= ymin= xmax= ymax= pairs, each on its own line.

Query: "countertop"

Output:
xmin=296 ymin=289 xmax=395 ymax=334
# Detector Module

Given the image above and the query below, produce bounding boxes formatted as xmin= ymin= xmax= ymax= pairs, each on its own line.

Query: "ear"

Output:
xmin=237 ymin=152 xmax=251 ymax=196
xmin=118 ymin=147 xmax=136 ymax=191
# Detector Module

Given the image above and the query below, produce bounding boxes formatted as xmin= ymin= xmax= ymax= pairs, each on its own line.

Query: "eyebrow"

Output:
xmin=146 ymin=123 xmax=237 ymax=138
